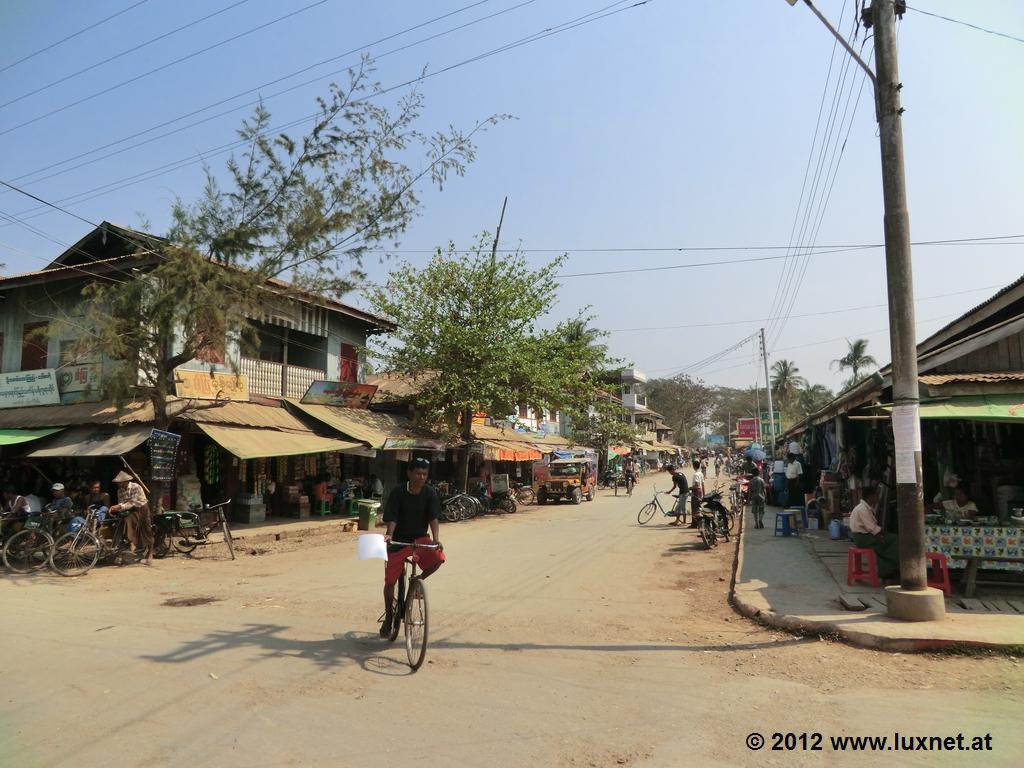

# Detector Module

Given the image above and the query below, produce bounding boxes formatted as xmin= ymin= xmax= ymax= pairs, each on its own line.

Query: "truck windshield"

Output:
xmin=550 ymin=464 xmax=582 ymax=476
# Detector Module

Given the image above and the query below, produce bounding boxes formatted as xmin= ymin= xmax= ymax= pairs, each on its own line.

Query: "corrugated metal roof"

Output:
xmin=920 ymin=372 xmax=1024 ymax=385
xmin=175 ymin=400 xmax=315 ymax=432
xmin=0 ymin=399 xmax=154 ymax=428
xmin=284 ymin=399 xmax=420 ymax=448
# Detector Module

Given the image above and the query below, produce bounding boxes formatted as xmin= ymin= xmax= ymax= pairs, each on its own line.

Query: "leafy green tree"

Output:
xmin=567 ymin=397 xmax=642 ymax=474
xmin=57 ymin=59 xmax=494 ymax=430
xmin=646 ymin=375 xmax=712 ymax=446
xmin=365 ymin=236 xmax=618 ymax=489
xmin=831 ymin=338 xmax=878 ymax=386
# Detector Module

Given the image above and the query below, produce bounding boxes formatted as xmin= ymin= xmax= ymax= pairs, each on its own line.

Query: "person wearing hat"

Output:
xmin=109 ymin=471 xmax=153 ymax=565
xmin=49 ymin=483 xmax=74 ymax=517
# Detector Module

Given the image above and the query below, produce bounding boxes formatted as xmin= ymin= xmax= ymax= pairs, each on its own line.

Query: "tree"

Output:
xmin=365 ymin=236 xmax=618 ymax=490
xmin=770 ymin=359 xmax=806 ymax=411
xmin=796 ymin=383 xmax=834 ymax=419
xmin=646 ymin=375 xmax=711 ymax=446
xmin=568 ymin=397 xmax=642 ymax=475
xmin=59 ymin=59 xmax=496 ymax=430
xmin=560 ymin=318 xmax=608 ymax=359
xmin=831 ymin=338 xmax=878 ymax=386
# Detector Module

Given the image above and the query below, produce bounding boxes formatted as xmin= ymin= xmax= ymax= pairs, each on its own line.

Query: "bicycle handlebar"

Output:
xmin=389 ymin=540 xmax=440 ymax=549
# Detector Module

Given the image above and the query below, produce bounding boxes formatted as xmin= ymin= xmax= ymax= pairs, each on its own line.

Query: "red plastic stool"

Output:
xmin=847 ymin=547 xmax=881 ymax=588
xmin=926 ymin=552 xmax=952 ymax=596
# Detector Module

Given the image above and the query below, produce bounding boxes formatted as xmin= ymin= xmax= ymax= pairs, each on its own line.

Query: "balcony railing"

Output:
xmin=240 ymin=357 xmax=326 ymax=398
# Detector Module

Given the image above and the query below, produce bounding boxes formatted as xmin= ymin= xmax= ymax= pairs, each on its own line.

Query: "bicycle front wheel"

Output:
xmin=699 ymin=522 xmax=716 ymax=549
xmin=404 ymin=578 xmax=428 ymax=671
xmin=50 ymin=531 xmax=100 ymax=576
xmin=637 ymin=503 xmax=656 ymax=525
xmin=221 ymin=516 xmax=236 ymax=560
xmin=3 ymin=529 xmax=54 ymax=573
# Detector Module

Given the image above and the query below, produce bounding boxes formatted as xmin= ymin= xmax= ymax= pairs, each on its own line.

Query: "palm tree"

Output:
xmin=831 ymin=338 xmax=877 ymax=385
xmin=770 ymin=359 xmax=806 ymax=409
xmin=561 ymin=318 xmax=607 ymax=357
xmin=797 ymin=383 xmax=833 ymax=417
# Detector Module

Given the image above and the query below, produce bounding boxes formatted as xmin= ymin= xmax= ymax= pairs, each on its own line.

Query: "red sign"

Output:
xmin=736 ymin=418 xmax=760 ymax=439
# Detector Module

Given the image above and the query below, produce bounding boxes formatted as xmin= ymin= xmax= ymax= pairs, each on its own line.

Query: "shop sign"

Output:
xmin=707 ymin=434 xmax=726 ymax=445
xmin=0 ymin=369 xmax=60 ymax=409
xmin=150 ymin=429 xmax=182 ymax=483
xmin=57 ymin=363 xmax=103 ymax=404
xmin=174 ymin=369 xmax=249 ymax=401
xmin=300 ymin=380 xmax=377 ymax=409
xmin=382 ymin=438 xmax=448 ymax=451
xmin=759 ymin=411 xmax=782 ymax=435
xmin=736 ymin=418 xmax=759 ymax=439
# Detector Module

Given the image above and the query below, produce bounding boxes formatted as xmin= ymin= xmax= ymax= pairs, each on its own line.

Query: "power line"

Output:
xmin=906 ymin=5 xmax=1024 ymax=46
xmin=606 ymin=284 xmax=1003 ymax=332
xmin=0 ymin=1 xmax=647 ymax=227
xmin=0 ymin=0 xmax=330 ymax=138
xmin=1 ymin=0 xmax=515 ymax=192
xmin=0 ymin=0 xmax=256 ymax=111
xmin=0 ymin=0 xmax=151 ymax=76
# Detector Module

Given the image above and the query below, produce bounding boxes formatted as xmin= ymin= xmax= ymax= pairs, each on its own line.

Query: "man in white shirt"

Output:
xmin=689 ymin=459 xmax=705 ymax=528
xmin=784 ymin=454 xmax=803 ymax=507
xmin=849 ymin=486 xmax=899 ymax=579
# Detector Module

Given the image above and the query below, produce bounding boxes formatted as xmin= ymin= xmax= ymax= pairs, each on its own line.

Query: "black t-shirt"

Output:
xmin=383 ymin=483 xmax=440 ymax=550
xmin=671 ymin=472 xmax=689 ymax=494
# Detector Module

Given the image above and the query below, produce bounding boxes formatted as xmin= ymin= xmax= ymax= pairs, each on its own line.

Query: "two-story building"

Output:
xmin=0 ymin=222 xmax=421 ymax=521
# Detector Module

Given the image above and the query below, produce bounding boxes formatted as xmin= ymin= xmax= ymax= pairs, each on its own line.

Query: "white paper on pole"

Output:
xmin=895 ymin=450 xmax=917 ymax=484
xmin=357 ymin=533 xmax=388 ymax=561
xmin=891 ymin=404 xmax=921 ymax=453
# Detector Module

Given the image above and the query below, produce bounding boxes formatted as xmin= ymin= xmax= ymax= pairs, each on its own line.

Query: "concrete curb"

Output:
xmin=726 ymin=519 xmax=1024 ymax=654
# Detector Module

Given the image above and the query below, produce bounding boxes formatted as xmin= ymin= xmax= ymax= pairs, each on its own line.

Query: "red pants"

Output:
xmin=384 ymin=536 xmax=445 ymax=586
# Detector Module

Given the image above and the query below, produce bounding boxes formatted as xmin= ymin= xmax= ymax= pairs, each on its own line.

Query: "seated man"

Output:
xmin=936 ymin=484 xmax=978 ymax=522
xmin=849 ymin=485 xmax=899 ymax=580
xmin=49 ymin=483 xmax=75 ymax=517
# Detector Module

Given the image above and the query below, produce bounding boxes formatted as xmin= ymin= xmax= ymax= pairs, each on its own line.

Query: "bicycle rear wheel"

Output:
xmin=3 ymin=529 xmax=54 ymax=573
xmin=637 ymin=503 xmax=656 ymax=525
xmin=404 ymin=578 xmax=428 ymax=671
xmin=50 ymin=531 xmax=100 ymax=576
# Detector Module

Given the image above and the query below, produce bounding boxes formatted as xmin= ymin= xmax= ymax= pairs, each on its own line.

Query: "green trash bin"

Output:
xmin=357 ymin=500 xmax=381 ymax=531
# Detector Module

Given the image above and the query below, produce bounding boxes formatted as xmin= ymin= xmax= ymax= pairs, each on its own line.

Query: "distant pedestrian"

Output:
xmin=785 ymin=454 xmax=803 ymax=508
xmin=747 ymin=472 xmax=766 ymax=529
xmin=714 ymin=457 xmax=721 ymax=478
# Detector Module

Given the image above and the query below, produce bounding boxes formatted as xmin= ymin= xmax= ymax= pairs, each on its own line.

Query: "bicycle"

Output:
xmin=3 ymin=507 xmax=64 ymax=573
xmin=49 ymin=505 xmax=139 ymax=576
xmin=383 ymin=540 xmax=440 ymax=671
xmin=440 ymin=492 xmax=479 ymax=522
xmin=624 ymin=471 xmax=636 ymax=497
xmin=152 ymin=500 xmax=235 ymax=560
xmin=637 ymin=489 xmax=687 ymax=525
xmin=512 ymin=483 xmax=536 ymax=506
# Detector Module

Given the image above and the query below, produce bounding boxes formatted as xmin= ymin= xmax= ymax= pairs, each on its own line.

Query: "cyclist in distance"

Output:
xmin=380 ymin=457 xmax=445 ymax=638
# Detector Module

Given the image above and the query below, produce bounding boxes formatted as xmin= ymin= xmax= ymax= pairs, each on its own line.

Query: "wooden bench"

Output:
xmin=963 ymin=555 xmax=1024 ymax=597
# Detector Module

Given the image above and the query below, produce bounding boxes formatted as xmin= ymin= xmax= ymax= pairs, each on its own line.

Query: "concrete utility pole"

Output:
xmin=866 ymin=0 xmax=943 ymax=620
xmin=759 ymin=328 xmax=777 ymax=452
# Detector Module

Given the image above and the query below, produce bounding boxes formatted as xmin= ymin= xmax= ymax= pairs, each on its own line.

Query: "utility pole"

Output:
xmin=761 ymin=327 xmax=774 ymax=454
xmin=785 ymin=0 xmax=942 ymax=619
xmin=865 ymin=0 xmax=942 ymax=620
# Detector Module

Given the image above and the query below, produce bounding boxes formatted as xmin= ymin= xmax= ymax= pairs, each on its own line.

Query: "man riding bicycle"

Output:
xmin=380 ymin=457 xmax=445 ymax=638
xmin=622 ymin=456 xmax=637 ymax=494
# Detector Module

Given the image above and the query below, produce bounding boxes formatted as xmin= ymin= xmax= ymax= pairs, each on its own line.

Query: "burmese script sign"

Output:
xmin=57 ymin=363 xmax=103 ymax=404
xmin=0 ymin=369 xmax=61 ymax=409
xmin=174 ymin=369 xmax=249 ymax=401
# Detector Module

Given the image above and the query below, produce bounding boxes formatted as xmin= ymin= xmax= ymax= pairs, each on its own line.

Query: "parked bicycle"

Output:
xmin=3 ymin=506 xmax=64 ymax=573
xmin=383 ymin=540 xmax=439 ymax=671
xmin=637 ymin=489 xmax=687 ymax=525
xmin=512 ymin=482 xmax=536 ymax=506
xmin=49 ymin=505 xmax=138 ymax=576
xmin=152 ymin=500 xmax=235 ymax=560
xmin=440 ymin=492 xmax=480 ymax=523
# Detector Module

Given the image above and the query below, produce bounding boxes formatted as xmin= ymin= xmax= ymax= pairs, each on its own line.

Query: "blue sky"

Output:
xmin=0 ymin=0 xmax=1021 ymax=392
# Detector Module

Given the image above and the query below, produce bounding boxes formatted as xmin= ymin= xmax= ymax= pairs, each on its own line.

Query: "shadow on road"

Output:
xmin=140 ymin=623 xmax=810 ymax=676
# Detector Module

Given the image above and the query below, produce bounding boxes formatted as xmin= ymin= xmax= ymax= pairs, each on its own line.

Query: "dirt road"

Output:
xmin=2 ymin=472 xmax=1021 ymax=767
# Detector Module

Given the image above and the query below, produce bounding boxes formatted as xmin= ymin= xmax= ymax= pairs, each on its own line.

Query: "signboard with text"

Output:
xmin=300 ymin=380 xmax=377 ymax=409
xmin=759 ymin=411 xmax=782 ymax=436
xmin=57 ymin=363 xmax=103 ymax=404
xmin=0 ymin=369 xmax=60 ymax=409
xmin=736 ymin=418 xmax=759 ymax=440
xmin=174 ymin=369 xmax=249 ymax=401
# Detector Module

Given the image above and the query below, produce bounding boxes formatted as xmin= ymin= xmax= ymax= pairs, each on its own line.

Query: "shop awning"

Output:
xmin=26 ymin=425 xmax=152 ymax=458
xmin=0 ymin=427 xmax=63 ymax=446
xmin=195 ymin=423 xmax=363 ymax=460
xmin=283 ymin=399 xmax=422 ymax=449
xmin=638 ymin=441 xmax=658 ymax=452
xmin=381 ymin=437 xmax=449 ymax=451
xmin=610 ymin=445 xmax=631 ymax=456
xmin=881 ymin=394 xmax=1024 ymax=422
xmin=473 ymin=439 xmax=543 ymax=462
